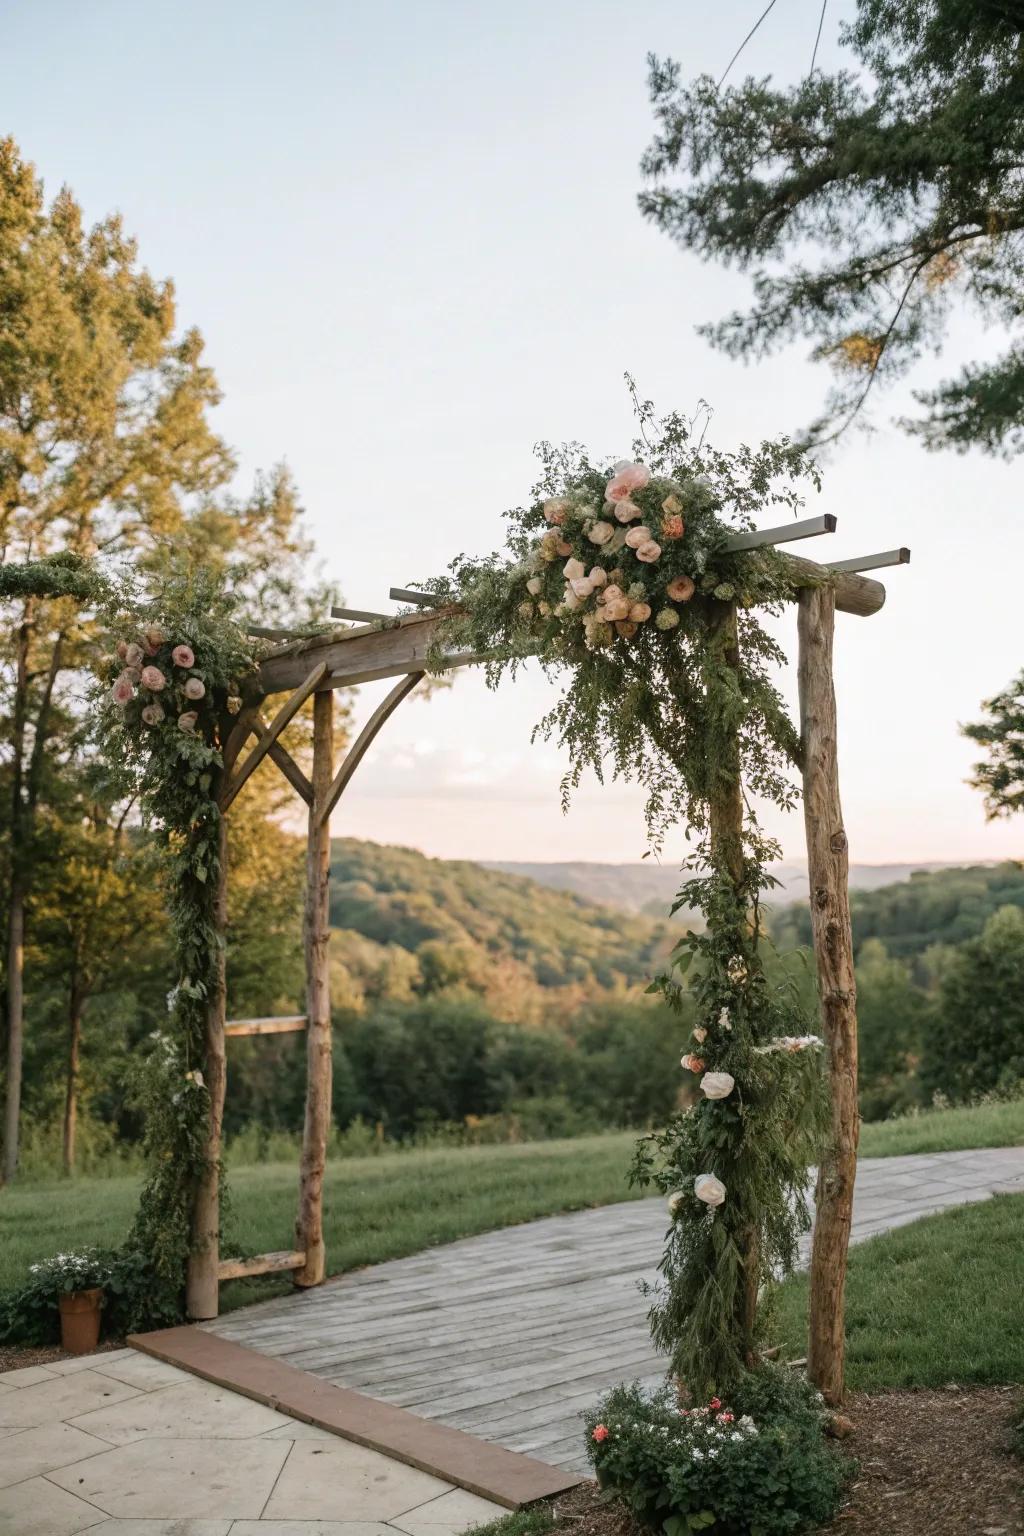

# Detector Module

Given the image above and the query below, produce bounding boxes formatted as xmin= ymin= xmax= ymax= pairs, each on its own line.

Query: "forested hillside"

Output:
xmin=770 ymin=863 xmax=1024 ymax=962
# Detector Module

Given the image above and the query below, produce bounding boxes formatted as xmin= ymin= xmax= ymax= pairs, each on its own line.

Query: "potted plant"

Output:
xmin=28 ymin=1251 xmax=111 ymax=1354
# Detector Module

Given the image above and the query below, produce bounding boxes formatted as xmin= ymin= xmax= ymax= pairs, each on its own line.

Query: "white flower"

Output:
xmin=667 ymin=1190 xmax=685 ymax=1216
xmin=526 ymin=576 xmax=544 ymax=596
xmin=694 ymin=1173 xmax=726 ymax=1208
xmin=700 ymin=1071 xmax=735 ymax=1101
xmin=693 ymin=1026 xmax=707 ymax=1043
xmin=719 ymin=1007 xmax=732 ymax=1031
xmin=754 ymin=1034 xmax=825 ymax=1056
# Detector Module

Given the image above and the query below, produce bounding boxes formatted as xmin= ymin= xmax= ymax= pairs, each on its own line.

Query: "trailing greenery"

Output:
xmin=584 ymin=1371 xmax=847 ymax=1536
xmin=639 ymin=0 xmax=1024 ymax=452
xmin=965 ymin=672 xmax=1024 ymax=820
xmin=417 ymin=393 xmax=825 ymax=1395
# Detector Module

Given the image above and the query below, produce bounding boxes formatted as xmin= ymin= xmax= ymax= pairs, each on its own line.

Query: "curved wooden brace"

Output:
xmin=319 ymin=671 xmax=424 ymax=826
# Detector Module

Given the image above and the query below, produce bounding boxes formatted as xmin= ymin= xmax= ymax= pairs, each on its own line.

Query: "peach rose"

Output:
xmin=124 ymin=642 xmax=144 ymax=667
xmin=624 ymin=525 xmax=653 ymax=550
xmin=613 ymin=499 xmax=643 ymax=523
xmin=602 ymin=597 xmax=631 ymax=622
xmin=615 ymin=620 xmax=638 ymax=638
xmin=667 ymin=575 xmax=696 ymax=603
xmin=661 ymin=515 xmax=685 ymax=540
xmin=570 ymin=576 xmax=595 ymax=599
xmin=599 ymin=583 xmax=623 ymax=604
xmin=111 ymin=676 xmax=134 ymax=706
xmin=587 ymin=520 xmax=615 ymax=546
xmin=555 ymin=537 xmax=572 ymax=556
xmin=172 ymin=644 xmax=195 ymax=668
xmin=183 ymin=676 xmax=206 ymax=700
xmin=605 ymin=462 xmax=650 ymax=501
xmin=140 ymin=665 xmax=166 ymax=691
xmin=178 ymin=711 xmax=199 ymax=734
xmin=681 ymin=1053 xmax=705 ymax=1073
xmin=141 ymin=703 xmax=165 ymax=725
xmin=636 ymin=540 xmax=662 ymax=563
xmin=563 ymin=558 xmax=586 ymax=581
xmin=543 ymin=497 xmax=569 ymax=525
xmin=588 ymin=566 xmax=608 ymax=588
xmin=629 ymin=602 xmax=652 ymax=623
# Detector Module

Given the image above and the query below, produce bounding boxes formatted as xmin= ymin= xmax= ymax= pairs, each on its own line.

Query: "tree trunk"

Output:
xmin=798 ymin=586 xmax=859 ymax=1406
xmin=3 ymin=877 xmax=25 ymax=1185
xmin=295 ymin=689 xmax=334 ymax=1287
xmin=706 ymin=600 xmax=760 ymax=1352
xmin=62 ymin=977 xmax=85 ymax=1177
xmin=185 ymin=812 xmax=229 ymax=1320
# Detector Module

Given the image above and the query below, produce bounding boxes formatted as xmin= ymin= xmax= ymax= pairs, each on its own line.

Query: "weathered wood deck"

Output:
xmin=207 ymin=1148 xmax=1024 ymax=1473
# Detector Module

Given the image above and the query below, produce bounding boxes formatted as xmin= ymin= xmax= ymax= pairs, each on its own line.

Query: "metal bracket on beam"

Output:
xmin=827 ymin=548 xmax=911 ymax=574
xmin=723 ymin=513 xmax=836 ymax=553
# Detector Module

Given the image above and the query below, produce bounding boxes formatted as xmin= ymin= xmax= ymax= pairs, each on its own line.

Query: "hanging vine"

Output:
xmin=417 ymin=388 xmax=828 ymax=1394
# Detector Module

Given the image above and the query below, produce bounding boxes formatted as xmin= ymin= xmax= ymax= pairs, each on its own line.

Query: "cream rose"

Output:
xmin=178 ymin=711 xmax=199 ymax=734
xmin=526 ymin=576 xmax=544 ymax=596
xmin=694 ymin=1174 xmax=726 ymax=1208
xmin=171 ymin=644 xmax=195 ymax=668
xmin=563 ymin=557 xmax=586 ymax=581
xmin=140 ymin=665 xmax=166 ymax=691
xmin=667 ymin=1191 xmax=685 ymax=1216
xmin=624 ymin=525 xmax=653 ymax=550
xmin=700 ymin=1072 xmax=735 ymax=1101
xmin=587 ymin=520 xmax=615 ymax=546
xmin=636 ymin=540 xmax=662 ymax=563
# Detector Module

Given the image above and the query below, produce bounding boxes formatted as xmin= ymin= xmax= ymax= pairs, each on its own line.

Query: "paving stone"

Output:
xmin=263 ymin=1438 xmax=453 ymax=1523
xmin=90 ymin=1351 xmax=196 ymax=1390
xmin=77 ymin=1521 xmax=231 ymax=1535
xmin=262 ymin=1420 xmax=340 ymax=1440
xmin=391 ymin=1487 xmax=509 ymax=1535
xmin=43 ymin=1348 xmax=136 ymax=1377
xmin=0 ymin=1363 xmax=58 ymax=1387
xmin=47 ymin=1434 xmax=290 ymax=1519
xmin=0 ymin=1473 xmax=101 ymax=1535
xmin=0 ymin=1417 xmax=113 ymax=1487
xmin=0 ymin=1367 xmax=140 ymax=1428
xmin=68 ymin=1375 xmax=292 ymax=1443
xmin=231 ymin=1524 xmax=394 ymax=1535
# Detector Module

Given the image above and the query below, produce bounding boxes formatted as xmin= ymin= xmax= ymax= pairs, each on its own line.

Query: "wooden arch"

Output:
xmin=189 ymin=516 xmax=908 ymax=1406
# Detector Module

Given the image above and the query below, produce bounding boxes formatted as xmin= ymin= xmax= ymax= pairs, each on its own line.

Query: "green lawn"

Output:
xmin=775 ymin=1192 xmax=1024 ymax=1388
xmin=0 ymin=1132 xmax=640 ymax=1308
xmin=858 ymin=1096 xmax=1024 ymax=1158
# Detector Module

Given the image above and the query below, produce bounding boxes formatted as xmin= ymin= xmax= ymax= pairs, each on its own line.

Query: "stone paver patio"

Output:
xmin=0 ymin=1347 xmax=506 ymax=1536
xmin=208 ymin=1147 xmax=1024 ymax=1474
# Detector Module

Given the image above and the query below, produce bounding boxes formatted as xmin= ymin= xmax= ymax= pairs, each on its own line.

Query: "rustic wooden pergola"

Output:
xmin=188 ymin=514 xmax=908 ymax=1405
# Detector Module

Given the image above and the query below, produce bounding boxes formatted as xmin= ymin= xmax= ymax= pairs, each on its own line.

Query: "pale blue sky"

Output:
xmin=7 ymin=0 xmax=1022 ymax=865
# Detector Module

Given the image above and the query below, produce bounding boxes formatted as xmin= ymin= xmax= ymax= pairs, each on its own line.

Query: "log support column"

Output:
xmin=798 ymin=586 xmax=859 ymax=1405
xmin=295 ymin=689 xmax=334 ymax=1286
xmin=185 ymin=809 xmax=229 ymax=1321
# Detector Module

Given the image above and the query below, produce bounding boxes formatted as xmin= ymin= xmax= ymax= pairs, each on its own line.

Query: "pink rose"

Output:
xmin=667 ymin=575 xmax=696 ymax=603
xmin=636 ymin=540 xmax=662 ymax=563
xmin=624 ymin=526 xmax=653 ymax=550
xmin=681 ymin=1053 xmax=705 ymax=1073
xmin=111 ymin=676 xmax=134 ymax=706
xmin=141 ymin=703 xmax=165 ymax=725
xmin=178 ymin=711 xmax=199 ymax=734
xmin=116 ymin=640 xmax=129 ymax=660
xmin=124 ymin=642 xmax=144 ymax=668
xmin=183 ymin=676 xmax=206 ymax=700
xmin=614 ymin=499 xmax=643 ymax=523
xmin=605 ymin=462 xmax=650 ymax=501
xmin=172 ymin=644 xmax=195 ymax=668
xmin=592 ymin=1424 xmax=609 ymax=1443
xmin=140 ymin=665 xmax=166 ymax=691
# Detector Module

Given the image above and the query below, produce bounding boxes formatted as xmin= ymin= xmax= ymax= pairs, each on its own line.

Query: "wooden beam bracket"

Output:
xmin=220 ymin=662 xmax=327 ymax=811
xmin=319 ymin=671 xmax=423 ymax=826
xmin=225 ymin=1016 xmax=307 ymax=1038
xmin=249 ymin=715 xmax=313 ymax=805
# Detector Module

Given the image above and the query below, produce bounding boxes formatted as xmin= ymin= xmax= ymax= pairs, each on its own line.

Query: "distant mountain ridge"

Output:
xmin=480 ymin=859 xmax=996 ymax=916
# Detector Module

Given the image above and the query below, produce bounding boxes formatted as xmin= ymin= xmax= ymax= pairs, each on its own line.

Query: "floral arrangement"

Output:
xmin=585 ymin=1376 xmax=847 ymax=1536
xmin=417 ymin=392 xmax=827 ymax=1396
xmin=26 ymin=1250 xmax=110 ymax=1295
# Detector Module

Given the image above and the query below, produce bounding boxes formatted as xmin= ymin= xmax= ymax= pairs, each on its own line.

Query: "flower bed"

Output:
xmin=585 ymin=1370 xmax=848 ymax=1536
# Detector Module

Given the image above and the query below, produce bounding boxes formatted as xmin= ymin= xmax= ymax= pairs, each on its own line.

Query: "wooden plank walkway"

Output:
xmin=207 ymin=1147 xmax=1024 ymax=1473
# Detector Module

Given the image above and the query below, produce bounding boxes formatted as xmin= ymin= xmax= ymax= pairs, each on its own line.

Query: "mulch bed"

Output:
xmin=542 ymin=1387 xmax=1023 ymax=1536
xmin=0 ymin=1339 xmax=126 ymax=1375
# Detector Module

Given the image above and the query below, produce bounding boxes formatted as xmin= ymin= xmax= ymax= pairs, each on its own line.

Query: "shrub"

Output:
xmin=584 ymin=1372 xmax=848 ymax=1536
xmin=0 ymin=1245 xmax=181 ymax=1346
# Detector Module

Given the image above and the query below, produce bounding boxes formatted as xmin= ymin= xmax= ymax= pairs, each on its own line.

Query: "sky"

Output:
xmin=6 ymin=0 xmax=1023 ymax=868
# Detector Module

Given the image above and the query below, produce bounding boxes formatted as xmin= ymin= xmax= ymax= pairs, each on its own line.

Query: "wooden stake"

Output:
xmin=706 ymin=601 xmax=760 ymax=1352
xmin=798 ymin=586 xmax=860 ymax=1406
xmin=185 ymin=810 xmax=229 ymax=1321
xmin=295 ymin=689 xmax=333 ymax=1287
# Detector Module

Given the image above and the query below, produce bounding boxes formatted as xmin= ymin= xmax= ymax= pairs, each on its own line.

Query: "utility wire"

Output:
xmin=716 ymin=0 xmax=780 ymax=90
xmin=809 ymin=0 xmax=828 ymax=74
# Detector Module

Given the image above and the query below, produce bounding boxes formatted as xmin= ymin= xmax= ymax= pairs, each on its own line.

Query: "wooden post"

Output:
xmin=295 ymin=688 xmax=333 ymax=1286
xmin=185 ymin=809 xmax=229 ymax=1321
xmin=798 ymin=586 xmax=859 ymax=1406
xmin=706 ymin=600 xmax=760 ymax=1353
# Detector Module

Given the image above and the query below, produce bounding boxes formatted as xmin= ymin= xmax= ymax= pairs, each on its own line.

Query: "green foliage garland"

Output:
xmin=98 ymin=568 xmax=259 ymax=1302
xmin=419 ymin=392 xmax=826 ymax=1394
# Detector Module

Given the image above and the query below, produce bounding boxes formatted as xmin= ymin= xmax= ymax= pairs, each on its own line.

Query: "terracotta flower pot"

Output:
xmin=58 ymin=1287 xmax=103 ymax=1354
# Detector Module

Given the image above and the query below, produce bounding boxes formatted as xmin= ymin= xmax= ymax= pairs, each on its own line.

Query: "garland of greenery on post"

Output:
xmin=418 ymin=391 xmax=827 ymax=1396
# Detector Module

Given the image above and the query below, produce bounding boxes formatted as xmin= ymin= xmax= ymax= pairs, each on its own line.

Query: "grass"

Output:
xmin=775 ymin=1192 xmax=1024 ymax=1388
xmin=0 ymin=1131 xmax=640 ymax=1309
xmin=858 ymin=1096 xmax=1024 ymax=1158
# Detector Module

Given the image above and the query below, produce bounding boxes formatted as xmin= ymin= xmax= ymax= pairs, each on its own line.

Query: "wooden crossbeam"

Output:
xmin=723 ymin=513 xmax=836 ymax=553
xmin=827 ymin=547 xmax=911 ymax=574
xmin=217 ymin=1249 xmax=306 ymax=1281
xmin=319 ymin=671 xmax=423 ymax=825
xmin=225 ymin=1016 xmax=307 ymax=1038
xmin=331 ymin=604 xmax=390 ymax=624
xmin=390 ymin=587 xmax=435 ymax=606
xmin=249 ymin=715 xmax=313 ymax=805
xmin=220 ymin=662 xmax=327 ymax=811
